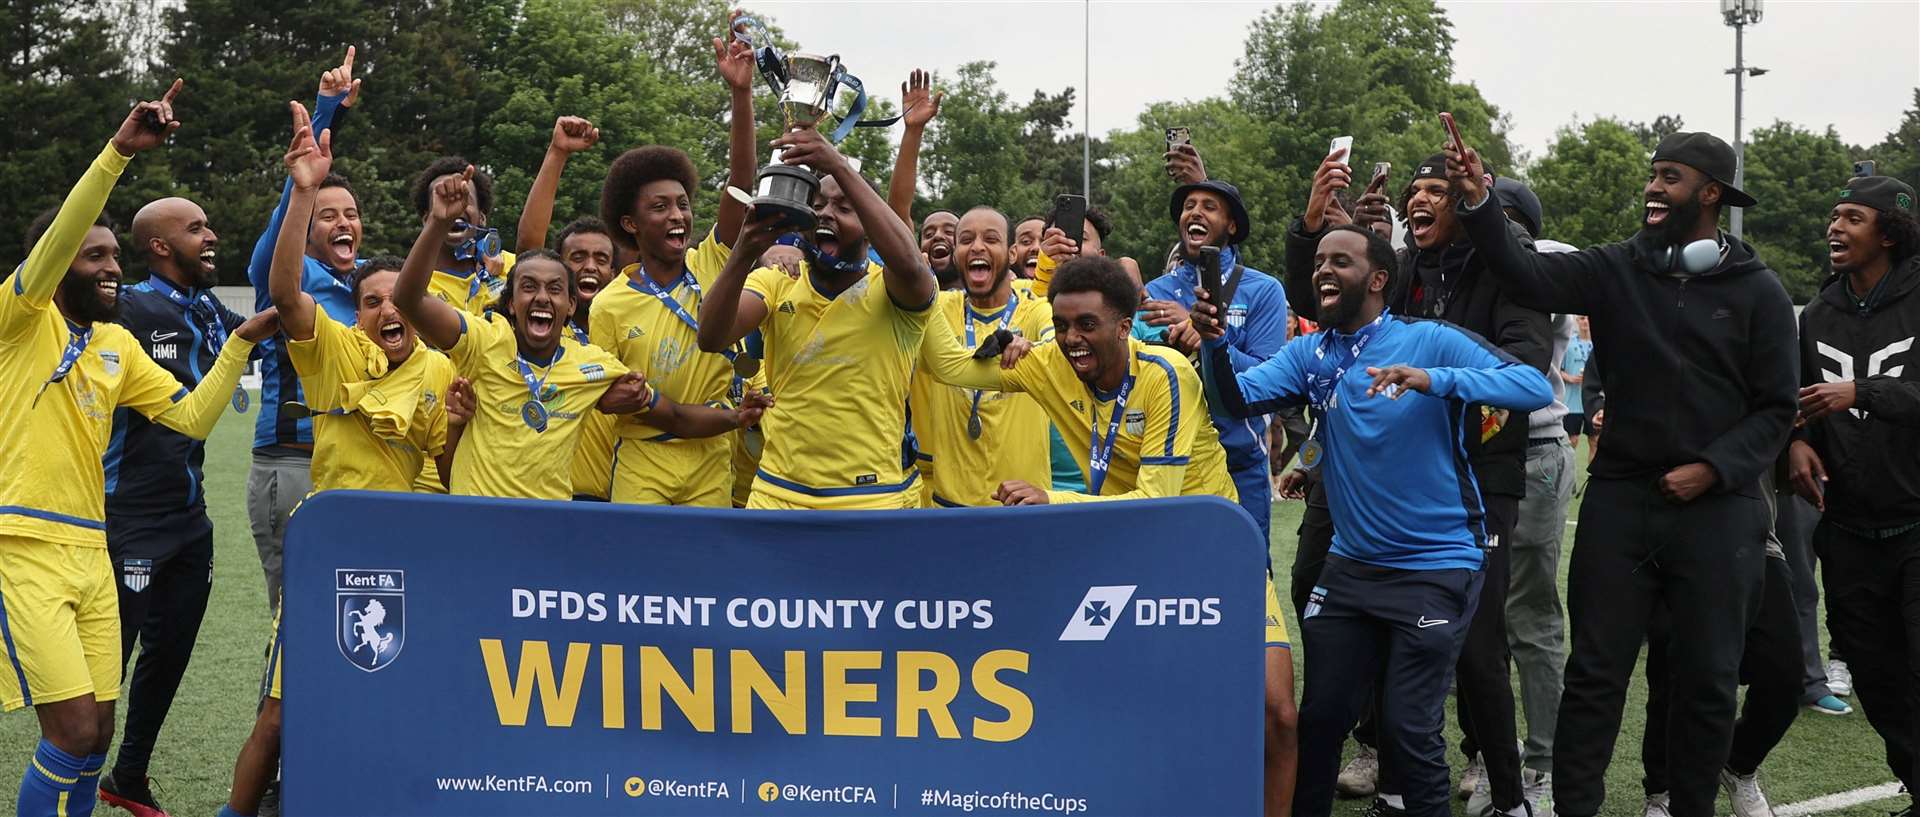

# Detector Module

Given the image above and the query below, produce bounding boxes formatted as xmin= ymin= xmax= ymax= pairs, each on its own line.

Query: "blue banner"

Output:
xmin=283 ymin=492 xmax=1265 ymax=816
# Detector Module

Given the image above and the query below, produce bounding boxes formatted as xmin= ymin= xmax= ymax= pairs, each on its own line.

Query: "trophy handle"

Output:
xmin=827 ymin=68 xmax=869 ymax=144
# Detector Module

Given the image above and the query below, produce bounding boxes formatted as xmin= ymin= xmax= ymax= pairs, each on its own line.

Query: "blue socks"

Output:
xmin=218 ymin=805 xmax=253 ymax=817
xmin=16 ymin=740 xmax=100 ymax=817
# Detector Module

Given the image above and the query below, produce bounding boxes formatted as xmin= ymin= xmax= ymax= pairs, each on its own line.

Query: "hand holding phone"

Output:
xmin=1854 ymin=160 xmax=1877 ymax=177
xmin=1051 ymin=194 xmax=1087 ymax=245
xmin=1166 ymin=127 xmax=1192 ymax=150
xmin=1328 ymin=135 xmax=1353 ymax=167
xmin=1366 ymin=162 xmax=1392 ymax=195
xmin=1440 ymin=112 xmax=1465 ymax=157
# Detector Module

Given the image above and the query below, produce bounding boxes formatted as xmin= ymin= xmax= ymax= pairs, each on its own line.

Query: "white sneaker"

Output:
xmin=1459 ymin=754 xmax=1485 ymax=801
xmin=1466 ymin=774 xmax=1492 ymax=816
xmin=1644 ymin=792 xmax=1673 ymax=817
xmin=1720 ymin=768 xmax=1774 ymax=817
xmin=1337 ymin=744 xmax=1380 ymax=798
xmin=1827 ymin=659 xmax=1854 ymax=697
xmin=1522 ymin=768 xmax=1553 ymax=816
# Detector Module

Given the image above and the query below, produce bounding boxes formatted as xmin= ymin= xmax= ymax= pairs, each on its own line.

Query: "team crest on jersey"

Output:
xmin=337 ymin=569 xmax=405 ymax=672
xmin=1226 ymin=304 xmax=1248 ymax=329
xmin=1124 ymin=408 xmax=1147 ymax=435
xmin=122 ymin=559 xmax=152 ymax=593
xmin=579 ymin=363 xmax=606 ymax=382
xmin=99 ymin=350 xmax=120 ymax=376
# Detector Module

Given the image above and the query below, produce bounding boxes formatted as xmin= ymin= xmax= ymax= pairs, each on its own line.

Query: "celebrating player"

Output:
xmin=697 ymin=126 xmax=938 ymax=510
xmin=1 ymin=81 xmax=278 ymax=817
xmin=590 ymin=16 xmax=758 ymax=506
xmin=395 ymin=166 xmax=763 ymax=500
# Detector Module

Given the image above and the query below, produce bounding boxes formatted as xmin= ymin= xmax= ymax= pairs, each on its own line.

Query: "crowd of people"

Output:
xmin=0 ymin=19 xmax=1916 ymax=817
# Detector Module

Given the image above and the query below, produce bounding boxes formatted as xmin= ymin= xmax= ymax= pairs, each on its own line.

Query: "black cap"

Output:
xmin=1411 ymin=153 xmax=1450 ymax=183
xmin=1652 ymin=132 xmax=1757 ymax=208
xmin=1837 ymin=175 xmax=1917 ymax=215
xmin=1169 ymin=180 xmax=1251 ymax=245
xmin=1492 ymin=177 xmax=1543 ymax=238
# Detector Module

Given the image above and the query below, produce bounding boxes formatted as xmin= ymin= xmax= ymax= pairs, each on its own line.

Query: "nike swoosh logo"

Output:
xmin=1416 ymin=616 xmax=1449 ymax=629
xmin=150 ymin=331 xmax=178 ymax=341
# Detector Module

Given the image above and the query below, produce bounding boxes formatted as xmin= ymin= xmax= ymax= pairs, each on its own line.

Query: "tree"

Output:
xmin=1627 ymin=114 xmax=1686 ymax=151
xmin=1525 ymin=117 xmax=1649 ymax=250
xmin=1741 ymin=120 xmax=1854 ymax=302
xmin=1864 ymin=88 xmax=1920 ymax=194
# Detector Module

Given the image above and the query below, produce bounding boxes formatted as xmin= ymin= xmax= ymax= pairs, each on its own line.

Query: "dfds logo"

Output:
xmin=1058 ymin=585 xmax=1221 ymax=641
xmin=337 ymin=569 xmax=405 ymax=672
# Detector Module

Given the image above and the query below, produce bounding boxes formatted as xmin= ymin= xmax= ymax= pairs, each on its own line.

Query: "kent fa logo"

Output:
xmin=122 ymin=559 xmax=152 ymax=593
xmin=1817 ymin=338 xmax=1913 ymax=418
xmin=1059 ymin=585 xmax=1137 ymax=641
xmin=337 ymin=569 xmax=405 ymax=672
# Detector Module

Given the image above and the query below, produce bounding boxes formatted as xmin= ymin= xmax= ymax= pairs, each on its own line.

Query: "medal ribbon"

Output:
xmin=34 ymin=323 xmax=93 ymax=404
xmin=1086 ymin=374 xmax=1136 ymax=496
xmin=1306 ymin=309 xmax=1389 ymax=411
xmin=516 ymin=352 xmax=556 ymax=419
xmin=963 ymin=291 xmax=1018 ymax=437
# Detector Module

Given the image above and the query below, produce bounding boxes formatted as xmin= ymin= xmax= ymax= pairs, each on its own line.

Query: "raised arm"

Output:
xmin=886 ymin=69 xmax=942 ymax=225
xmin=149 ymin=310 xmax=279 ymax=439
xmin=1448 ymin=142 xmax=1609 ymax=315
xmin=8 ymin=81 xmax=178 ymax=312
xmin=694 ymin=212 xmax=778 ymax=352
xmin=772 ymin=127 xmax=935 ymax=309
xmin=514 ymin=116 xmax=600 ymax=253
xmin=394 ymin=167 xmax=473 ymax=350
xmin=1198 ymin=335 xmax=1310 ymax=419
xmin=713 ymin=11 xmax=758 ymax=247
xmin=272 ymin=101 xmax=333 ymax=341
xmin=247 ymin=48 xmax=355 ymax=295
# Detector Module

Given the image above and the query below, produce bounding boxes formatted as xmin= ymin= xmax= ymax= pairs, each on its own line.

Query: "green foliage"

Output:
xmin=1525 ymin=117 xmax=1650 ymax=250
xmin=1741 ymin=120 xmax=1854 ymax=302
xmin=1862 ymin=88 xmax=1920 ymax=194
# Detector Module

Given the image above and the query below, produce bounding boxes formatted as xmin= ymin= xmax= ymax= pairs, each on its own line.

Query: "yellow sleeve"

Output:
xmin=742 ymin=266 xmax=786 ymax=303
xmin=447 ymin=311 xmax=506 ymax=378
xmin=1045 ymin=358 xmax=1196 ymax=504
xmin=285 ymin=311 xmax=359 ymax=409
xmin=1032 ymin=250 xmax=1057 ymax=299
xmin=588 ymin=288 xmax=618 ymax=351
xmin=689 ymin=228 xmax=734 ymax=280
xmin=146 ymin=335 xmax=257 ymax=440
xmin=421 ymin=357 xmax=452 ymax=457
xmin=916 ymin=314 xmax=1029 ymax=392
xmin=2 ymin=143 xmax=130 ymax=334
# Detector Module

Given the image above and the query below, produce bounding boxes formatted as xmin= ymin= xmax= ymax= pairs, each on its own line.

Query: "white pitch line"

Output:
xmin=1768 ymin=781 xmax=1906 ymax=817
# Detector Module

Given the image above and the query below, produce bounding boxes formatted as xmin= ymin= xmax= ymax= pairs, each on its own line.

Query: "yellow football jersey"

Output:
xmin=743 ymin=262 xmax=933 ymax=509
xmin=444 ymin=311 xmax=628 ymax=500
xmin=589 ymin=230 xmax=740 ymax=504
xmin=921 ymin=333 xmax=1236 ymax=504
xmin=909 ymin=290 xmax=1055 ymax=507
xmin=426 ymin=250 xmax=515 ymax=316
xmin=0 ymin=144 xmax=254 ymax=548
xmin=286 ymin=310 xmax=453 ymax=493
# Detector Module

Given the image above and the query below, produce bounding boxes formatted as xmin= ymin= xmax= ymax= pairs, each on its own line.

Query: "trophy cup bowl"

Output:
xmin=744 ymin=52 xmax=848 ymax=233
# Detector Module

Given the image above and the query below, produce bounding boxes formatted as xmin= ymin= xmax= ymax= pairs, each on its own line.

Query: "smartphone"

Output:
xmin=1166 ymin=127 xmax=1192 ymax=151
xmin=1051 ymin=193 xmax=1088 ymax=245
xmin=1366 ymin=162 xmax=1392 ymax=195
xmin=1199 ymin=246 xmax=1223 ymax=304
xmin=1328 ymin=135 xmax=1353 ymax=165
xmin=1854 ymin=160 xmax=1877 ymax=177
xmin=1440 ymin=111 xmax=1465 ymax=156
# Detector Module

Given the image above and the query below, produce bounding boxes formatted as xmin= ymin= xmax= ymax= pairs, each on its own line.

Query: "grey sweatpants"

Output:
xmin=246 ymin=452 xmax=312 ymax=614
xmin=1507 ymin=438 xmax=1575 ymax=774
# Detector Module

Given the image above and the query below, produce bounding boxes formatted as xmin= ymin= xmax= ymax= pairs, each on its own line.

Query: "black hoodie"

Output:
xmin=1284 ymin=217 xmax=1550 ymax=497
xmin=1797 ymin=256 xmax=1920 ymax=527
xmin=1456 ymin=196 xmax=1798 ymax=495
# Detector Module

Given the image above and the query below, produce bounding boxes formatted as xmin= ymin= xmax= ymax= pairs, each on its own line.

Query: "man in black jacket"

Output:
xmin=1283 ymin=149 xmax=1549 ymax=815
xmin=97 ymin=196 xmax=255 ymax=816
xmin=1787 ymin=174 xmax=1920 ymax=803
xmin=1447 ymin=132 xmax=1798 ymax=817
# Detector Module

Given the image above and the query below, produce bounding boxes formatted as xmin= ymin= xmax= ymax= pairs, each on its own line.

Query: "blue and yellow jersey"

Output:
xmin=743 ymin=262 xmax=934 ymax=509
xmin=286 ymin=310 xmax=453 ymax=493
xmin=909 ymin=290 xmax=1055 ymax=507
xmin=426 ymin=250 xmax=516 ymax=316
xmin=0 ymin=143 xmax=254 ymax=548
xmin=444 ymin=312 xmax=627 ymax=500
xmin=921 ymin=333 xmax=1236 ymax=504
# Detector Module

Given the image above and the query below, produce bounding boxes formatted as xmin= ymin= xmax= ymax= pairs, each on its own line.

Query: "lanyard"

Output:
xmin=156 ymin=281 xmax=230 ymax=350
xmin=640 ymin=269 xmax=741 ymax=367
xmin=569 ymin=321 xmax=590 ymax=345
xmin=34 ymin=323 xmax=93 ymax=405
xmin=516 ymin=352 xmax=555 ymax=407
xmin=1086 ymin=374 xmax=1136 ymax=495
xmin=1307 ymin=310 xmax=1389 ymax=411
xmin=963 ymin=292 xmax=1019 ymax=437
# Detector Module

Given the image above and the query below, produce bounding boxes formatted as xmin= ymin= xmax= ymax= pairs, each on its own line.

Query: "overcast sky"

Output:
xmin=762 ymin=0 xmax=1918 ymax=162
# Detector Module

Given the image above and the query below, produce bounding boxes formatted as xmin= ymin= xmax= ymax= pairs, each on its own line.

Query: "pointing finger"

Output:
xmin=343 ymin=44 xmax=355 ymax=73
xmin=161 ymin=77 xmax=184 ymax=103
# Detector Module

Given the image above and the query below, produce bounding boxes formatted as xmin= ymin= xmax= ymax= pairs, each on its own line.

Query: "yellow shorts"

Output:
xmin=1265 ymin=574 xmax=1290 ymax=649
xmin=570 ymin=412 xmax=617 ymax=500
xmin=0 ymin=536 xmax=120 ymax=710
xmin=264 ymin=603 xmax=283 ymax=701
xmin=745 ymin=471 xmax=922 ymax=511
xmin=611 ymin=435 xmax=731 ymax=507
xmin=729 ymin=428 xmax=763 ymax=508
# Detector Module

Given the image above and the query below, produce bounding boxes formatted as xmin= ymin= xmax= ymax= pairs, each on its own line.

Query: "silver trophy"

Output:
xmin=727 ymin=25 xmax=875 ymax=232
